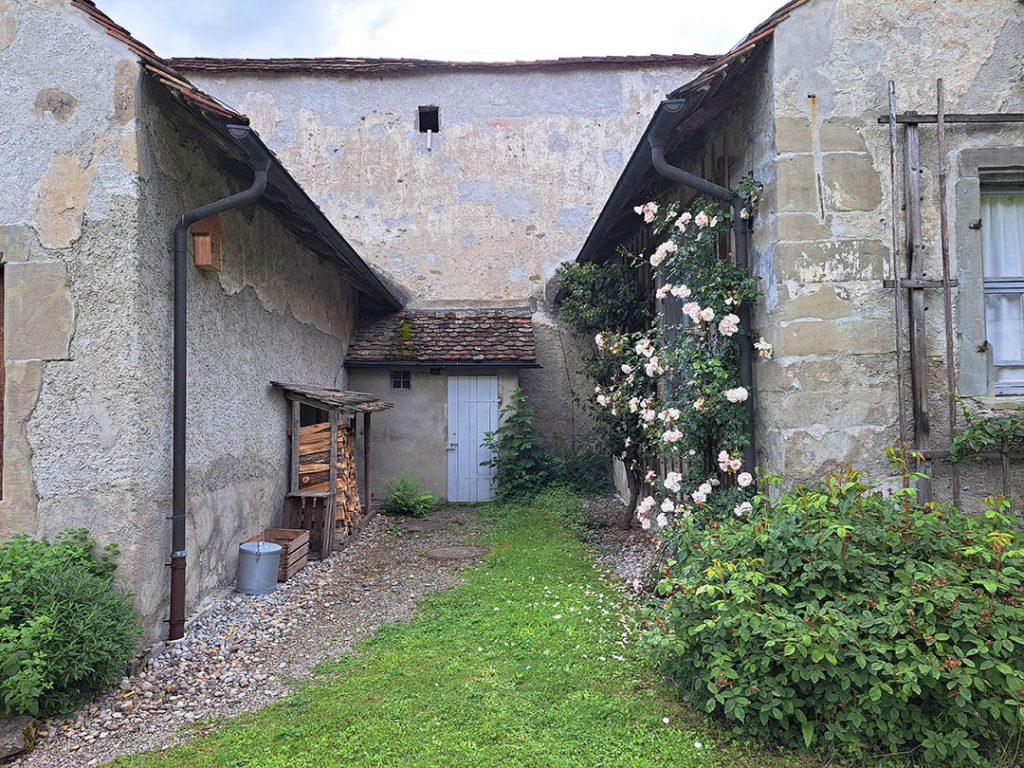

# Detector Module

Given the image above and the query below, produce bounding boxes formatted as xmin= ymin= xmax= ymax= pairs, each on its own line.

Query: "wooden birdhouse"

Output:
xmin=192 ymin=215 xmax=225 ymax=272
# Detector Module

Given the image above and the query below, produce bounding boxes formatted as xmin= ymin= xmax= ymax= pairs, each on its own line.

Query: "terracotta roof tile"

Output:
xmin=347 ymin=309 xmax=537 ymax=367
xmin=168 ymin=54 xmax=718 ymax=76
xmin=71 ymin=0 xmax=246 ymax=123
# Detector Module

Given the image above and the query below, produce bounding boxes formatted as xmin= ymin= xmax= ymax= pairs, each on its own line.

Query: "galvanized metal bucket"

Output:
xmin=235 ymin=541 xmax=282 ymax=595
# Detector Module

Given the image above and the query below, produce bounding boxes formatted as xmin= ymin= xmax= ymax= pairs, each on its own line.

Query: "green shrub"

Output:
xmin=382 ymin=473 xmax=436 ymax=518
xmin=549 ymin=450 xmax=614 ymax=498
xmin=482 ymin=388 xmax=553 ymax=500
xmin=0 ymin=529 xmax=141 ymax=716
xmin=642 ymin=459 xmax=1024 ymax=766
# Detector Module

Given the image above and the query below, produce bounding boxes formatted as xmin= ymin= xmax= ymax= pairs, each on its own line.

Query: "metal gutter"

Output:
xmin=169 ymin=124 xmax=270 ymax=641
xmin=647 ymin=99 xmax=757 ymax=473
xmin=346 ymin=360 xmax=542 ymax=369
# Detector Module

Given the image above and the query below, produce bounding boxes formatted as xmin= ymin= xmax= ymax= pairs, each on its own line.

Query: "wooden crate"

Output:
xmin=244 ymin=528 xmax=310 ymax=581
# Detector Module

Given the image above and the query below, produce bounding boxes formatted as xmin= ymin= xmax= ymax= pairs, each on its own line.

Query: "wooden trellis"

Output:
xmin=882 ymin=81 xmax=1024 ymax=505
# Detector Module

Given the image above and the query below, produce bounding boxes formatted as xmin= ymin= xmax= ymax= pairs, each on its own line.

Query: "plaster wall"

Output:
xmin=133 ymin=82 xmax=361 ymax=638
xmin=348 ymin=367 xmax=518 ymax=499
xmin=761 ymin=0 xmax=1024 ymax=501
xmin=0 ymin=0 xmax=366 ymax=642
xmin=183 ymin=63 xmax=706 ymax=453
xmin=0 ymin=0 xmax=152 ymax=607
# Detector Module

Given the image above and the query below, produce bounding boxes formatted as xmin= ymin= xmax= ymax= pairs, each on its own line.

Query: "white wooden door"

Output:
xmin=446 ymin=376 xmax=499 ymax=502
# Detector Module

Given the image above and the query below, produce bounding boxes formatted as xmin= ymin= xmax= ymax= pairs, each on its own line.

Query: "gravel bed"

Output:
xmin=11 ymin=507 xmax=484 ymax=768
xmin=581 ymin=496 xmax=662 ymax=592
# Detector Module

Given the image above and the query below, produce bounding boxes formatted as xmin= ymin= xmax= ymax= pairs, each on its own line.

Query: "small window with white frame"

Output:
xmin=982 ymin=170 xmax=1024 ymax=395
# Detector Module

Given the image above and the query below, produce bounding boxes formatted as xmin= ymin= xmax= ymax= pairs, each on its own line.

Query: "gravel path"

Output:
xmin=582 ymin=496 xmax=662 ymax=592
xmin=11 ymin=507 xmax=484 ymax=768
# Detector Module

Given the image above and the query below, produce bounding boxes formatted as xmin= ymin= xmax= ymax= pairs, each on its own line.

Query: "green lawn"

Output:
xmin=111 ymin=488 xmax=805 ymax=768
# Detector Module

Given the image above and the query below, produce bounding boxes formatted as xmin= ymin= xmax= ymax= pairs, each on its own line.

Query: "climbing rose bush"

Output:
xmin=624 ymin=185 xmax=766 ymax=526
xmin=641 ymin=455 xmax=1024 ymax=766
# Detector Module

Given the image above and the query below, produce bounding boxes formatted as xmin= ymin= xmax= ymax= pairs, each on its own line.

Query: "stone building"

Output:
xmin=0 ymin=0 xmax=402 ymax=639
xmin=0 ymin=0 xmax=705 ymax=639
xmin=170 ymin=52 xmax=713 ymax=488
xmin=577 ymin=0 xmax=1024 ymax=504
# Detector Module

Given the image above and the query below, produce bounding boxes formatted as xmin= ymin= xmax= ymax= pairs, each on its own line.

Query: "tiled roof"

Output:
xmin=271 ymin=383 xmax=393 ymax=413
xmin=169 ymin=54 xmax=718 ymax=76
xmin=69 ymin=1 xmax=402 ymax=310
xmin=346 ymin=309 xmax=537 ymax=367
xmin=575 ymin=0 xmax=813 ymax=265
xmin=71 ymin=0 xmax=245 ymax=122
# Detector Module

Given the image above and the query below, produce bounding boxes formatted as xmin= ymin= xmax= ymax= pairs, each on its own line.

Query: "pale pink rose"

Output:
xmin=660 ymin=498 xmax=675 ymax=513
xmin=656 ymin=512 xmax=669 ymax=529
xmin=682 ymin=302 xmax=702 ymax=322
xmin=641 ymin=409 xmax=657 ymax=423
xmin=737 ymin=472 xmax=753 ymax=488
xmin=670 ymin=284 xmax=691 ymax=299
xmin=700 ymin=307 xmax=715 ymax=323
xmin=628 ymin=397 xmax=640 ymax=413
xmin=621 ymin=364 xmax=633 ymax=375
xmin=634 ymin=338 xmax=655 ymax=358
xmin=739 ymin=207 xmax=750 ymax=220
xmin=637 ymin=496 xmax=656 ymax=515
xmin=718 ymin=313 xmax=740 ymax=337
xmin=724 ymin=387 xmax=749 ymax=403
xmin=729 ymin=458 xmax=742 ymax=472
xmin=640 ymin=516 xmax=651 ymax=530
xmin=649 ymin=240 xmax=677 ymax=268
xmin=663 ymin=429 xmax=683 ymax=443
xmin=694 ymin=211 xmax=709 ymax=228
xmin=680 ymin=212 xmax=692 ymax=225
xmin=645 ymin=470 xmax=657 ymax=483
xmin=691 ymin=481 xmax=712 ymax=505
xmin=595 ymin=332 xmax=606 ymax=349
xmin=717 ymin=450 xmax=732 ymax=472
xmin=734 ymin=501 xmax=752 ymax=518
xmin=693 ymin=396 xmax=706 ymax=412
xmin=664 ymin=471 xmax=682 ymax=493
xmin=644 ymin=357 xmax=663 ymax=377
xmin=656 ymin=284 xmax=672 ymax=300
xmin=596 ymin=394 xmax=609 ymax=407
xmin=634 ymin=201 xmax=658 ymax=223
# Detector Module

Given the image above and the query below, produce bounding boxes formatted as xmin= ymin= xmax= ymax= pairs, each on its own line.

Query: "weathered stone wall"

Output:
xmin=760 ymin=0 xmax=1024 ymax=500
xmin=0 ymin=1 xmax=365 ymax=641
xmin=0 ymin=0 xmax=150 ymax=601
xmin=133 ymin=81 xmax=361 ymax=638
xmin=183 ymin=62 xmax=707 ymax=454
xmin=347 ymin=367 xmax=519 ymax=499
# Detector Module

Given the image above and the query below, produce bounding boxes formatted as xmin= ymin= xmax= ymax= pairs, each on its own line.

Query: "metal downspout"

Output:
xmin=169 ymin=124 xmax=271 ymax=641
xmin=647 ymin=99 xmax=758 ymax=473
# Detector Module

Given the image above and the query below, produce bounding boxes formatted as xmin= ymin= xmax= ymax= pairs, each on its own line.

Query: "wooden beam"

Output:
xmin=903 ymin=122 xmax=932 ymax=501
xmin=290 ymin=399 xmax=300 ymax=494
xmin=326 ymin=411 xmax=338 ymax=557
xmin=363 ymin=412 xmax=372 ymax=517
xmin=936 ymin=79 xmax=962 ymax=507
xmin=879 ymin=112 xmax=1024 ymax=125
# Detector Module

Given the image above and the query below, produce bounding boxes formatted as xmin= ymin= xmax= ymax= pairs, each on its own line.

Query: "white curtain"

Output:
xmin=982 ymin=193 xmax=1024 ymax=369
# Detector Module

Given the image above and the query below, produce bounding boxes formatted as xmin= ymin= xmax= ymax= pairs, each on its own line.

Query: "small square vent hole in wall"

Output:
xmin=418 ymin=105 xmax=439 ymax=149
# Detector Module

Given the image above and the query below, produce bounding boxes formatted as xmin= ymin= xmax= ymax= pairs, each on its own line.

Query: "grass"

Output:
xmin=109 ymin=487 xmax=806 ymax=768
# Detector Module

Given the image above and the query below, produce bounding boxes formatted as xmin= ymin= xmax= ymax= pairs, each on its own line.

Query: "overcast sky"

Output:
xmin=96 ymin=0 xmax=783 ymax=61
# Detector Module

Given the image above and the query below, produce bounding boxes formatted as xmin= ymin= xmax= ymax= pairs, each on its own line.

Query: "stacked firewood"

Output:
xmin=297 ymin=422 xmax=363 ymax=539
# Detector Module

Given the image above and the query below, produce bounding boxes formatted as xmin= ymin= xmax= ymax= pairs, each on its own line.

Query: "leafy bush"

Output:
xmin=549 ymin=450 xmax=614 ymax=498
xmin=482 ymin=388 xmax=552 ymax=500
xmin=0 ymin=529 xmax=141 ymax=716
xmin=382 ymin=472 xmax=436 ymax=518
xmin=951 ymin=400 xmax=1024 ymax=463
xmin=642 ymin=458 xmax=1024 ymax=766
